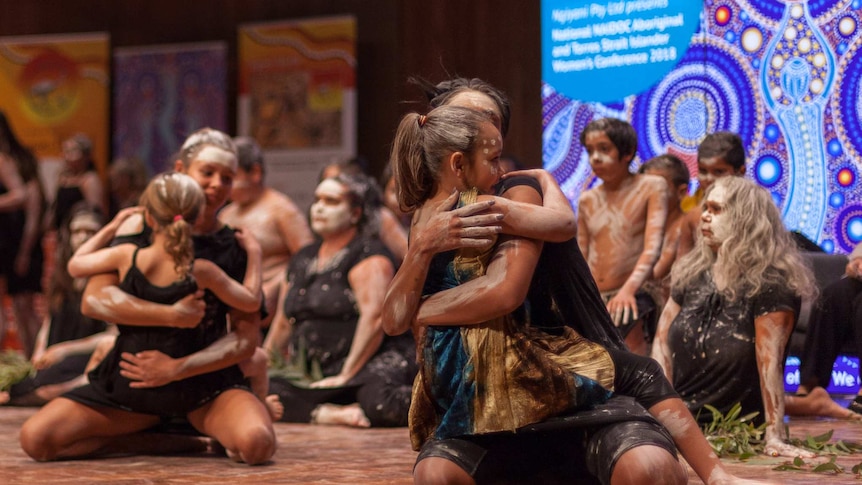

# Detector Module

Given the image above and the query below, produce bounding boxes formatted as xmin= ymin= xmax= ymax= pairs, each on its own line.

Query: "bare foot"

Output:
xmin=763 ymin=438 xmax=816 ymax=458
xmin=311 ymin=403 xmax=371 ymax=428
xmin=785 ymin=387 xmax=862 ymax=421
xmin=265 ymin=394 xmax=284 ymax=421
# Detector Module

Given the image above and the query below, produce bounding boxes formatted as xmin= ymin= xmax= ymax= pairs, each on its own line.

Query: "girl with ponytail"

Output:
xmin=58 ymin=172 xmax=265 ymax=418
xmin=68 ymin=172 xmax=261 ymax=316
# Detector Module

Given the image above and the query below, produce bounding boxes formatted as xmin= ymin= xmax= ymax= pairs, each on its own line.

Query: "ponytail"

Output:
xmin=389 ymin=106 xmax=488 ymax=211
xmin=139 ymin=172 xmax=205 ymax=281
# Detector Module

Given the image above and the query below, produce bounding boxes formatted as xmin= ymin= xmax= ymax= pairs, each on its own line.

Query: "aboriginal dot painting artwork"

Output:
xmin=542 ymin=0 xmax=862 ymax=253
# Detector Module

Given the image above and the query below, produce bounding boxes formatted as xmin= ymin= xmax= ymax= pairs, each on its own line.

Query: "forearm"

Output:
xmin=418 ymin=238 xmax=540 ymax=326
xmin=498 ymin=197 xmax=575 ymax=242
xmin=651 ymin=300 xmax=680 ymax=380
xmin=501 ymin=170 xmax=576 ymax=242
xmin=381 ymin=244 xmax=434 ymax=335
xmin=755 ymin=312 xmax=794 ymax=442
xmin=242 ymin=252 xmax=263 ymax=300
xmin=82 ymin=273 xmax=181 ymax=326
xmin=70 ymin=217 xmax=124 ymax=266
xmin=619 ymin=259 xmax=657 ymax=295
xmin=32 ymin=318 xmax=50 ymax=356
xmin=338 ymin=319 xmax=384 ymax=381
xmin=620 ymin=229 xmax=664 ymax=294
xmin=173 ymin=311 xmax=259 ymax=380
xmin=263 ymin=281 xmax=291 ymax=354
xmin=262 ymin=315 xmax=291 ymax=355
xmin=48 ymin=329 xmax=116 ymax=357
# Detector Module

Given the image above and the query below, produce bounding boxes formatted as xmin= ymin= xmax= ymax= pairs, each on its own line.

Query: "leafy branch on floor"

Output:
xmin=267 ymin=340 xmax=324 ymax=386
xmin=700 ymin=402 xmax=766 ymax=459
xmin=0 ymin=350 xmax=34 ymax=391
xmin=784 ymin=428 xmax=862 ymax=455
xmin=773 ymin=455 xmax=844 ymax=474
xmin=701 ymin=402 xmax=862 ymax=476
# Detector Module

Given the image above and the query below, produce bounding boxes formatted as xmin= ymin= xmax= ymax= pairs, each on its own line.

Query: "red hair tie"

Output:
xmin=417 ymin=114 xmax=427 ymax=127
xmin=174 ymin=215 xmax=183 ymax=222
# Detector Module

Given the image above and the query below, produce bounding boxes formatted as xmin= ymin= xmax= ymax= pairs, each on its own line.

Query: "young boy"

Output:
xmin=639 ymin=154 xmax=690 ymax=300
xmin=577 ymin=118 xmax=667 ymax=356
xmin=677 ymin=131 xmax=746 ymax=257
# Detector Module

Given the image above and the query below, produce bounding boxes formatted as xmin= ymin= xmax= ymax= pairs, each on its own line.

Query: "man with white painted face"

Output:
xmin=577 ymin=117 xmax=668 ymax=356
xmin=652 ymin=176 xmax=817 ymax=458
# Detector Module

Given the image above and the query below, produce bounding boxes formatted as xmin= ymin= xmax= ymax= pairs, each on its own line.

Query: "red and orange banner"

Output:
xmin=0 ymin=32 xmax=109 ymax=194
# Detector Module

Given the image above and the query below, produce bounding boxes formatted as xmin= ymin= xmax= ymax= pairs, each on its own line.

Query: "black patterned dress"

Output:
xmin=270 ymin=236 xmax=416 ymax=426
xmin=668 ymin=272 xmax=799 ymax=424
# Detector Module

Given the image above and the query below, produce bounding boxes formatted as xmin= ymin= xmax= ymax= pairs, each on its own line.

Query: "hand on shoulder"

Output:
xmin=115 ymin=210 xmax=145 ymax=237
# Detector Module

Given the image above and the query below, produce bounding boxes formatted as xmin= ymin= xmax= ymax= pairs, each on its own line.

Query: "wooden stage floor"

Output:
xmin=2 ymin=406 xmax=862 ymax=484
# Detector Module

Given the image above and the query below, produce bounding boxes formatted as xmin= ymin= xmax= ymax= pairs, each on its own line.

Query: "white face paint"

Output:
xmin=589 ymin=151 xmax=614 ymax=166
xmin=466 ymin=123 xmax=503 ymax=193
xmin=69 ymin=214 xmax=102 ymax=252
xmin=195 ymin=146 xmax=237 ymax=171
xmin=702 ymin=185 xmax=730 ymax=247
xmin=310 ymin=179 xmax=355 ymax=237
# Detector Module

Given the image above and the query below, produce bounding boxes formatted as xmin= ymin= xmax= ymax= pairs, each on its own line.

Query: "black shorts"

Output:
xmin=416 ymin=418 xmax=676 ymax=485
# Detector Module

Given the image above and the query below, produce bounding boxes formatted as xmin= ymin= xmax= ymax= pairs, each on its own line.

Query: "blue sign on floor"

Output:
xmin=785 ymin=355 xmax=860 ymax=395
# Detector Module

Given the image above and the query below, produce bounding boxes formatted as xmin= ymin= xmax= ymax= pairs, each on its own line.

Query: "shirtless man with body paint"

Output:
xmin=677 ymin=131 xmax=746 ymax=258
xmin=577 ymin=118 xmax=667 ymax=356
xmin=219 ymin=136 xmax=313 ymax=326
xmin=653 ymin=176 xmax=817 ymax=459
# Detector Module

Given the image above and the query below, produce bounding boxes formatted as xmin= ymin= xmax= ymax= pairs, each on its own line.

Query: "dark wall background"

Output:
xmin=0 ymin=0 xmax=541 ymax=176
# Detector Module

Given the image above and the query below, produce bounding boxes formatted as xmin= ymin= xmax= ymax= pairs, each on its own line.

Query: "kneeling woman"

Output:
xmin=384 ymin=105 xmax=771 ymax=485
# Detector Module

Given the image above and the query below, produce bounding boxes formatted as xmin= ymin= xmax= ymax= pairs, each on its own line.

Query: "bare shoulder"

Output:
xmin=637 ymin=173 xmax=669 ymax=192
xmin=349 ymin=253 xmax=394 ymax=280
xmin=266 ymin=188 xmax=302 ymax=212
xmin=116 ymin=212 xmax=145 ymax=237
xmin=219 ymin=202 xmax=238 ymax=221
xmin=578 ymin=186 xmax=599 ymax=210
xmin=579 ymin=184 xmax=599 ymax=200
xmin=191 ymin=258 xmax=222 ymax=283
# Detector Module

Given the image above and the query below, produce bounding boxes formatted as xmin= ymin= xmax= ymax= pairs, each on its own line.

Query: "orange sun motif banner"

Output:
xmin=238 ymin=16 xmax=356 ymax=211
xmin=0 ymin=32 xmax=110 ymax=196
